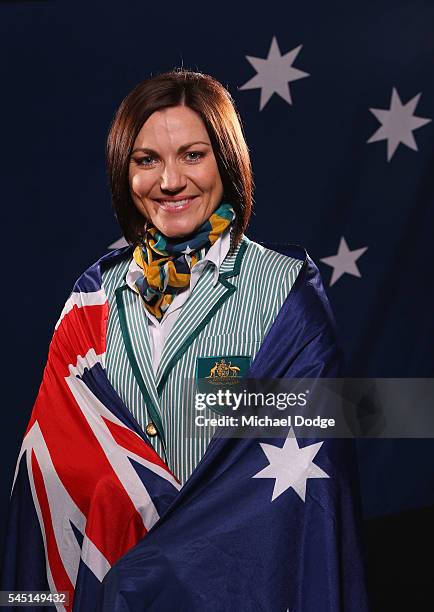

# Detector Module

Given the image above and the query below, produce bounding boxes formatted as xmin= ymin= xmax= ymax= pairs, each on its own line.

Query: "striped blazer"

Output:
xmin=102 ymin=236 xmax=303 ymax=484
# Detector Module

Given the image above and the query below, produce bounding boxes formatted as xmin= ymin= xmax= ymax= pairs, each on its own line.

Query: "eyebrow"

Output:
xmin=131 ymin=141 xmax=211 ymax=156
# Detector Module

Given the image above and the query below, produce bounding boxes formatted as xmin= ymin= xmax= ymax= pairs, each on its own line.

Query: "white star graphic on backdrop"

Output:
xmin=239 ymin=36 xmax=310 ymax=111
xmin=252 ymin=428 xmax=329 ymax=502
xmin=367 ymin=88 xmax=431 ymax=161
xmin=181 ymin=245 xmax=194 ymax=255
xmin=320 ymin=237 xmax=368 ymax=287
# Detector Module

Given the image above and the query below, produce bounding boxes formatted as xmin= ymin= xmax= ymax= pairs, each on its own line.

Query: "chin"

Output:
xmin=159 ymin=221 xmax=201 ymax=239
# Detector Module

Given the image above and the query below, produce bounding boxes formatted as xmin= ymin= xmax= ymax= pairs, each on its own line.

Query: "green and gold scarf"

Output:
xmin=133 ymin=201 xmax=235 ymax=320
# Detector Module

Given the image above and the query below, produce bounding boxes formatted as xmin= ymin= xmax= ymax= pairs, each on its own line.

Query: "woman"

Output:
xmin=103 ymin=71 xmax=304 ymax=485
xmin=2 ymin=70 xmax=368 ymax=611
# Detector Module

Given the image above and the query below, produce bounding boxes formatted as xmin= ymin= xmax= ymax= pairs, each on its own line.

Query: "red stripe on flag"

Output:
xmin=84 ymin=476 xmax=147 ymax=566
xmin=102 ymin=417 xmax=177 ymax=479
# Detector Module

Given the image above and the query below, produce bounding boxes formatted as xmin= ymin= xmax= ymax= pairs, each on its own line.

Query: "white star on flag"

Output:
xmin=181 ymin=245 xmax=194 ymax=255
xmin=320 ymin=237 xmax=368 ymax=287
xmin=367 ymin=88 xmax=431 ymax=161
xmin=252 ymin=428 xmax=329 ymax=502
xmin=239 ymin=36 xmax=310 ymax=111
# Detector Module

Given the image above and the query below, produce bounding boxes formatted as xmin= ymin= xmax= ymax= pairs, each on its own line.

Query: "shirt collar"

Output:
xmin=191 ymin=226 xmax=231 ymax=286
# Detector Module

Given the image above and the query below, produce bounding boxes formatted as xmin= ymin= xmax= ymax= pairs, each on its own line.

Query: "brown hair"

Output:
xmin=106 ymin=69 xmax=253 ymax=248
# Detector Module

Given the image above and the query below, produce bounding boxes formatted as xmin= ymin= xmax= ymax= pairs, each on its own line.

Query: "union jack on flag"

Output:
xmin=2 ymin=247 xmax=369 ymax=612
xmin=1 ymin=249 xmax=180 ymax=610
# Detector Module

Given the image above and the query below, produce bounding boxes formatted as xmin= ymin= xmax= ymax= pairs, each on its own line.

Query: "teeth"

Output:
xmin=159 ymin=198 xmax=190 ymax=207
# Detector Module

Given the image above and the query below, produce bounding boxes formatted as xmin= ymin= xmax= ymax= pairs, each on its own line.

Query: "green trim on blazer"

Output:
xmin=115 ymin=285 xmax=166 ymax=450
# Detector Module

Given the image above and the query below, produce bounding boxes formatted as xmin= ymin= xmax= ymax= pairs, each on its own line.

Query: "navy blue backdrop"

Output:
xmin=1 ymin=1 xmax=433 ymax=609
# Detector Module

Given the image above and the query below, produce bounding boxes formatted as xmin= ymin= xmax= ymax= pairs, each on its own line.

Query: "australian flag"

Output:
xmin=1 ymin=247 xmax=368 ymax=611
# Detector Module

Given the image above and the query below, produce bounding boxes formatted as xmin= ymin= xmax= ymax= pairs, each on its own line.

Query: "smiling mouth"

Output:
xmin=153 ymin=197 xmax=197 ymax=212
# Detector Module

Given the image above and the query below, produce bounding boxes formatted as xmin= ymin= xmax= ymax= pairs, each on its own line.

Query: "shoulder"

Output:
xmin=100 ymin=246 xmax=134 ymax=293
xmin=237 ymin=238 xmax=306 ymax=332
xmin=70 ymin=246 xmax=133 ymax=296
xmin=241 ymin=237 xmax=305 ymax=284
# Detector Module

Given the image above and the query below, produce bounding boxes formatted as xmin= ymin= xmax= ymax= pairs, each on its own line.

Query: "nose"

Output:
xmin=160 ymin=160 xmax=187 ymax=193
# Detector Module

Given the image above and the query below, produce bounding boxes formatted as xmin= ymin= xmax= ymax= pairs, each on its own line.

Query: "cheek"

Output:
xmin=130 ymin=172 xmax=150 ymax=198
xmin=197 ymin=162 xmax=222 ymax=192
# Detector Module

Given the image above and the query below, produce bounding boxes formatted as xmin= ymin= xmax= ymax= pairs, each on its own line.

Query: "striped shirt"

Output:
xmin=102 ymin=236 xmax=303 ymax=484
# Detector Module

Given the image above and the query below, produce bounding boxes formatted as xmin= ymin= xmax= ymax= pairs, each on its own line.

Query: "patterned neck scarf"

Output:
xmin=132 ymin=201 xmax=235 ymax=321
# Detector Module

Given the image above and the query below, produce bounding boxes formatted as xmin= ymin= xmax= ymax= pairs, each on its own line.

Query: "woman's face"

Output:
xmin=129 ymin=105 xmax=224 ymax=238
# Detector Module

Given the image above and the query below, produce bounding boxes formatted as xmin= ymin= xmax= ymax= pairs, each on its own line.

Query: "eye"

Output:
xmin=185 ymin=151 xmax=204 ymax=162
xmin=134 ymin=155 xmax=158 ymax=166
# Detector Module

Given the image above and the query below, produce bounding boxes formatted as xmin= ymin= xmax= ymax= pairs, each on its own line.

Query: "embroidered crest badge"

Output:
xmin=195 ymin=355 xmax=252 ymax=415
xmin=207 ymin=358 xmax=241 ymax=381
xmin=196 ymin=355 xmax=251 ymax=389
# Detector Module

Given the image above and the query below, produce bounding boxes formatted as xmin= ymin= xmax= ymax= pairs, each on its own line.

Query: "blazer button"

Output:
xmin=146 ymin=422 xmax=158 ymax=437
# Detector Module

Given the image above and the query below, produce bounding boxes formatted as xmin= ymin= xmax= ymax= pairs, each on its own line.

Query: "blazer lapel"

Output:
xmin=114 ymin=284 xmax=165 ymax=445
xmin=156 ymin=238 xmax=249 ymax=393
